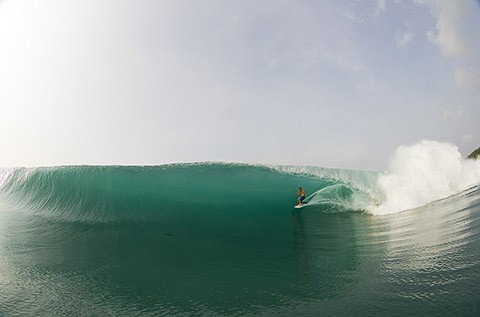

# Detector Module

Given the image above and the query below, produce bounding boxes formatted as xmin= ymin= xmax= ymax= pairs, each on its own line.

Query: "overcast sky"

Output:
xmin=0 ymin=0 xmax=479 ymax=170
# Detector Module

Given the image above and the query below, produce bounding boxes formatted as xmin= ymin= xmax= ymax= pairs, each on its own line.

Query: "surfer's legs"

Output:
xmin=298 ymin=195 xmax=305 ymax=206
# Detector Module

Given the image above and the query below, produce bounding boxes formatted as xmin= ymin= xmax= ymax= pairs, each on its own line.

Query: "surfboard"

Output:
xmin=294 ymin=201 xmax=308 ymax=209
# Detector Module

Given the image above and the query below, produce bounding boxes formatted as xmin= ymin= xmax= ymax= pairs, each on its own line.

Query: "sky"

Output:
xmin=0 ymin=0 xmax=479 ymax=170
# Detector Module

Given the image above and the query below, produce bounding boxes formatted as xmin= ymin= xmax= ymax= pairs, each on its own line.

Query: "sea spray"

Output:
xmin=368 ymin=140 xmax=480 ymax=215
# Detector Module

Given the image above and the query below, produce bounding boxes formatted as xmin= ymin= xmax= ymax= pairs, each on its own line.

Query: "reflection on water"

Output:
xmin=292 ymin=210 xmax=360 ymax=299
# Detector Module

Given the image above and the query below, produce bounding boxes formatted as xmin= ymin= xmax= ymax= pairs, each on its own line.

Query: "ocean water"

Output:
xmin=1 ymin=141 xmax=480 ymax=316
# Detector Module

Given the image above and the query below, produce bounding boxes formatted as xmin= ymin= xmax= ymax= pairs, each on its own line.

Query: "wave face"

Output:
xmin=0 ymin=163 xmax=335 ymax=223
xmin=0 ymin=141 xmax=480 ymax=316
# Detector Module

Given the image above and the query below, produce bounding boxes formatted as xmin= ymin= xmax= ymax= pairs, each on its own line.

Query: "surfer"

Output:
xmin=296 ymin=187 xmax=307 ymax=207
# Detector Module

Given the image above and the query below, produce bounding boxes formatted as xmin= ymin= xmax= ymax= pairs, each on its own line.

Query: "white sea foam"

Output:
xmin=368 ymin=140 xmax=480 ymax=215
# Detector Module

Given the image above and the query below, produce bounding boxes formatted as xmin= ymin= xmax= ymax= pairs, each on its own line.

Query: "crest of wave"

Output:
xmin=368 ymin=140 xmax=480 ymax=215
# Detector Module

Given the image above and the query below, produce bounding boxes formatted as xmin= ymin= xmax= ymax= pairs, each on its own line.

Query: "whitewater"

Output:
xmin=0 ymin=140 xmax=479 ymax=316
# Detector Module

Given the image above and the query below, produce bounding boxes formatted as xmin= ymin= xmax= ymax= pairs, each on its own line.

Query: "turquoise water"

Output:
xmin=0 ymin=163 xmax=479 ymax=316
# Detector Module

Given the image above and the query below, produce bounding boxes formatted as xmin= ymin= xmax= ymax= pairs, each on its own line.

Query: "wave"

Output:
xmin=0 ymin=163 xmax=332 ymax=223
xmin=0 ymin=141 xmax=479 ymax=222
